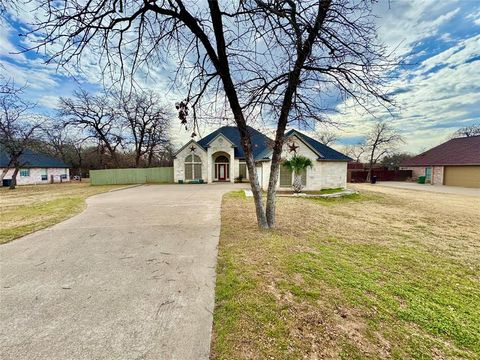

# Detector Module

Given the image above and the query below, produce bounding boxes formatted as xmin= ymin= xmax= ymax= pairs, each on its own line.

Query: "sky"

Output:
xmin=0 ymin=0 xmax=479 ymax=154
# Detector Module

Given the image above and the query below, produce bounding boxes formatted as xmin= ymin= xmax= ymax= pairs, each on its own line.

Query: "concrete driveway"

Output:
xmin=0 ymin=183 xmax=245 ymax=360
xmin=370 ymin=181 xmax=480 ymax=196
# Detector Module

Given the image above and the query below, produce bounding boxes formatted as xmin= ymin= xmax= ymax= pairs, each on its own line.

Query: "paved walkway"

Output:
xmin=0 ymin=183 xmax=245 ymax=360
xmin=369 ymin=181 xmax=480 ymax=196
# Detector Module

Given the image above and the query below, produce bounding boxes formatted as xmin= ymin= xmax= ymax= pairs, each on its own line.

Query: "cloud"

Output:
xmin=37 ymin=95 xmax=61 ymax=109
xmin=467 ymin=10 xmax=480 ymax=26
xmin=332 ymin=30 xmax=480 ymax=153
xmin=374 ymin=1 xmax=461 ymax=56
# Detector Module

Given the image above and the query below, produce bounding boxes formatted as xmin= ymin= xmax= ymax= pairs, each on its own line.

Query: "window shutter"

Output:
xmin=239 ymin=163 xmax=247 ymax=178
xmin=185 ymin=164 xmax=193 ymax=180
xmin=194 ymin=164 xmax=202 ymax=179
xmin=279 ymin=166 xmax=292 ymax=187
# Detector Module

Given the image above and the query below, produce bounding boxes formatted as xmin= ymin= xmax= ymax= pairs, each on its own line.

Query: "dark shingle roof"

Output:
xmin=0 ymin=148 xmax=70 ymax=168
xmin=197 ymin=126 xmax=273 ymax=159
xmin=401 ymin=136 xmax=480 ymax=166
xmin=284 ymin=129 xmax=352 ymax=161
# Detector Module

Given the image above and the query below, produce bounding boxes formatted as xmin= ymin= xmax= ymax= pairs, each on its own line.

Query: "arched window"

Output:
xmin=185 ymin=154 xmax=202 ymax=180
xmin=215 ymin=155 xmax=229 ymax=163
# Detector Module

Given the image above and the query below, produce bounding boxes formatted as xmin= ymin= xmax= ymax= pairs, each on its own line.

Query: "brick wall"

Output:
xmin=1 ymin=167 xmax=70 ymax=185
xmin=432 ymin=166 xmax=444 ymax=185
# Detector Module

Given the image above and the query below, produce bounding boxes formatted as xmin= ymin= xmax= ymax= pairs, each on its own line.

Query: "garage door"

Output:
xmin=444 ymin=166 xmax=480 ymax=188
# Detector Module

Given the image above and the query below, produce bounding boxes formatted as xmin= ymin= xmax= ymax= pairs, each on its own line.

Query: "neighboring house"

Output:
xmin=1 ymin=149 xmax=70 ymax=186
xmin=173 ymin=126 xmax=351 ymax=190
xmin=400 ymin=136 xmax=480 ymax=188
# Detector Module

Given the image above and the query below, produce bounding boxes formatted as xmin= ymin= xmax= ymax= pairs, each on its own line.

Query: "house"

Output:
xmin=400 ymin=136 xmax=480 ymax=188
xmin=173 ymin=126 xmax=351 ymax=190
xmin=1 ymin=149 xmax=71 ymax=186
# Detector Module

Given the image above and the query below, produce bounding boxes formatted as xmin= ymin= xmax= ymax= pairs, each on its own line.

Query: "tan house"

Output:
xmin=400 ymin=136 xmax=480 ymax=188
xmin=173 ymin=126 xmax=351 ymax=190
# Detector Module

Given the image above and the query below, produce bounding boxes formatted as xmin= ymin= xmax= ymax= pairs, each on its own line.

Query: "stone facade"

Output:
xmin=1 ymin=167 xmax=70 ymax=185
xmin=173 ymin=135 xmax=237 ymax=183
xmin=256 ymin=134 xmax=347 ymax=191
xmin=173 ymin=140 xmax=209 ymax=183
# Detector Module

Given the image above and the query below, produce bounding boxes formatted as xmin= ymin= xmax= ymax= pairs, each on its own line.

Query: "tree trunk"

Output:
xmin=9 ymin=167 xmax=19 ymax=189
xmin=265 ymin=2 xmax=331 ymax=228
xmin=202 ymin=0 xmax=268 ymax=229
xmin=245 ymin=151 xmax=268 ymax=229
xmin=265 ymin=154 xmax=282 ymax=228
xmin=366 ymin=153 xmax=374 ymax=182
xmin=0 ymin=167 xmax=9 ymax=182
xmin=292 ymin=173 xmax=303 ymax=193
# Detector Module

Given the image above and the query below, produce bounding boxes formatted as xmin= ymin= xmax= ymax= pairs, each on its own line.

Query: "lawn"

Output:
xmin=211 ymin=184 xmax=480 ymax=359
xmin=0 ymin=182 xmax=125 ymax=244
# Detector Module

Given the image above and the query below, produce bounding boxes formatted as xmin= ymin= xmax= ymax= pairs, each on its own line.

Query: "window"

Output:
xmin=425 ymin=167 xmax=432 ymax=181
xmin=279 ymin=165 xmax=292 ymax=187
xmin=215 ymin=155 xmax=229 ymax=163
xmin=185 ymin=154 xmax=202 ymax=180
xmin=41 ymin=168 xmax=48 ymax=181
xmin=239 ymin=163 xmax=247 ymax=179
xmin=20 ymin=169 xmax=30 ymax=177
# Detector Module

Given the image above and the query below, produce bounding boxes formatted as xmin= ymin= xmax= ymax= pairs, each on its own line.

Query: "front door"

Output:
xmin=218 ymin=164 xmax=227 ymax=181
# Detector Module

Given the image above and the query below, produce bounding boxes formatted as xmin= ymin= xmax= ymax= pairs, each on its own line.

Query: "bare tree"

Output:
xmin=29 ymin=0 xmax=393 ymax=228
xmin=0 ymin=83 xmax=43 ymax=189
xmin=452 ymin=123 xmax=480 ymax=138
xmin=343 ymin=143 xmax=366 ymax=163
xmin=41 ymin=121 xmax=86 ymax=177
xmin=316 ymin=131 xmax=338 ymax=146
xmin=119 ymin=91 xmax=171 ymax=167
xmin=58 ymin=90 xmax=123 ymax=167
xmin=364 ymin=122 xmax=404 ymax=182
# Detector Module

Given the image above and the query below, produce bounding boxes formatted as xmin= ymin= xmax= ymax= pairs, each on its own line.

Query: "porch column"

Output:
xmin=207 ymin=147 xmax=213 ymax=183
xmin=229 ymin=147 xmax=235 ymax=183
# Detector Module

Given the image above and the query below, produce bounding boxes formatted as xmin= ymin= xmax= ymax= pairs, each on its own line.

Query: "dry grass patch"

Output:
xmin=211 ymin=187 xmax=480 ymax=359
xmin=0 ymin=182 xmax=126 ymax=244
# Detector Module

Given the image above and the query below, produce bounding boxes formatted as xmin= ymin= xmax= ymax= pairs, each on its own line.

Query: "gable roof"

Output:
xmin=0 ymin=148 xmax=70 ymax=168
xmin=284 ymin=129 xmax=352 ymax=161
xmin=173 ymin=139 xmax=207 ymax=157
xmin=196 ymin=126 xmax=273 ymax=159
xmin=401 ymin=136 xmax=480 ymax=166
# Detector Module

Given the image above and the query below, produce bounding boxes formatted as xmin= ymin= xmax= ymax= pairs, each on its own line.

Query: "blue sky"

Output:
xmin=1 ymin=0 xmax=479 ymax=153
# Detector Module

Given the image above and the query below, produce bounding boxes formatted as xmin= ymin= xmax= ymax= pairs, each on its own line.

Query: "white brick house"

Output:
xmin=1 ymin=149 xmax=70 ymax=186
xmin=173 ymin=126 xmax=351 ymax=191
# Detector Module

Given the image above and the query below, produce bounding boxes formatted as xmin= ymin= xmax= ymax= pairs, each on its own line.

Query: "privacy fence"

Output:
xmin=90 ymin=167 xmax=174 ymax=185
xmin=348 ymin=169 xmax=412 ymax=183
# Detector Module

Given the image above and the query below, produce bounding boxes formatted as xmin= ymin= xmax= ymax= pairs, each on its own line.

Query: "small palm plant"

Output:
xmin=282 ymin=155 xmax=313 ymax=193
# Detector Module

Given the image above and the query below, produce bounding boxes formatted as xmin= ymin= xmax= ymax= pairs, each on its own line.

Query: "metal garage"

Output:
xmin=444 ymin=166 xmax=480 ymax=188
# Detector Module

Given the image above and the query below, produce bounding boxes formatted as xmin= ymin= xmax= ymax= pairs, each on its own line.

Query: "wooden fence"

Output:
xmin=348 ymin=169 xmax=412 ymax=183
xmin=90 ymin=167 xmax=174 ymax=185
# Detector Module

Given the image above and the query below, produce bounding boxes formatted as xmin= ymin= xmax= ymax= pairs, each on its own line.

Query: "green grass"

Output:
xmin=0 ymin=183 xmax=125 ymax=244
xmin=0 ymin=197 xmax=84 ymax=242
xmin=305 ymin=187 xmax=344 ymax=194
xmin=283 ymin=238 xmax=479 ymax=358
xmin=211 ymin=189 xmax=480 ymax=359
